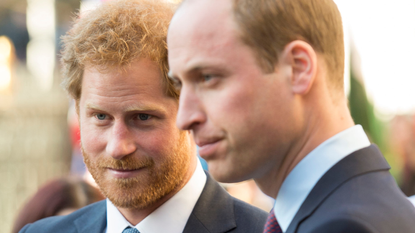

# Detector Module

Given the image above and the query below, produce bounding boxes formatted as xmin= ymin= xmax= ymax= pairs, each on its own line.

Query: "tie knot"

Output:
xmin=122 ymin=227 xmax=140 ymax=233
xmin=263 ymin=209 xmax=282 ymax=233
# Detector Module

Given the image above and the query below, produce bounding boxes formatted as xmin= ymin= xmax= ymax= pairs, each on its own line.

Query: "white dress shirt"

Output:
xmin=274 ymin=125 xmax=371 ymax=232
xmin=105 ymin=160 xmax=207 ymax=233
xmin=407 ymin=195 xmax=415 ymax=207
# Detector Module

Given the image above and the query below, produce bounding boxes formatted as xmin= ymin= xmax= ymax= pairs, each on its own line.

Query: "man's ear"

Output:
xmin=280 ymin=40 xmax=317 ymax=95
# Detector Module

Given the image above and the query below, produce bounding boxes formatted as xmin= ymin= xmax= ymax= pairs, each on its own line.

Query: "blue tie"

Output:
xmin=122 ymin=227 xmax=140 ymax=233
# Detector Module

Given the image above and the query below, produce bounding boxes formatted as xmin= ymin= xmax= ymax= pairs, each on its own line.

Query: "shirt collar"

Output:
xmin=106 ymin=159 xmax=207 ymax=233
xmin=107 ymin=199 xmax=131 ymax=233
xmin=274 ymin=125 xmax=370 ymax=232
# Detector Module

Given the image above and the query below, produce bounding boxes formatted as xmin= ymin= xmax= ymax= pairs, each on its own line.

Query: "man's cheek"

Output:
xmin=81 ymin=129 xmax=104 ymax=154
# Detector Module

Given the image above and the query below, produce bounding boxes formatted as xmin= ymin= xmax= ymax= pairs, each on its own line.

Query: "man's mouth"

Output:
xmin=107 ymin=167 xmax=145 ymax=179
xmin=196 ymin=138 xmax=223 ymax=159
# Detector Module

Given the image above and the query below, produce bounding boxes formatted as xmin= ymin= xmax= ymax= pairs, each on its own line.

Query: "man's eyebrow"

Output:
xmin=168 ymin=66 xmax=209 ymax=79
xmin=85 ymin=103 xmax=103 ymax=111
xmin=85 ymin=103 xmax=167 ymax=114
xmin=168 ymin=62 xmax=229 ymax=81
xmin=124 ymin=105 xmax=167 ymax=114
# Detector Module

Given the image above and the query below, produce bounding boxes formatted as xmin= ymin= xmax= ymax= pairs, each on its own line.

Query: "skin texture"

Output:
xmin=167 ymin=0 xmax=354 ymax=198
xmin=79 ymin=58 xmax=197 ymax=224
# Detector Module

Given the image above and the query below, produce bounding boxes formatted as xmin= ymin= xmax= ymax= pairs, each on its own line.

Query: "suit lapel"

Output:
xmin=286 ymin=145 xmax=390 ymax=233
xmin=74 ymin=200 xmax=107 ymax=233
xmin=72 ymin=175 xmax=234 ymax=233
xmin=183 ymin=173 xmax=237 ymax=233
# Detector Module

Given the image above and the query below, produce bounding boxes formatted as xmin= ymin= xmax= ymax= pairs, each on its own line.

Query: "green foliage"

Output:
xmin=348 ymin=70 xmax=400 ymax=180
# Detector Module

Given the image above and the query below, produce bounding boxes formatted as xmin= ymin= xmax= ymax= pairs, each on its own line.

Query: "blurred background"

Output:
xmin=1 ymin=0 xmax=415 ymax=232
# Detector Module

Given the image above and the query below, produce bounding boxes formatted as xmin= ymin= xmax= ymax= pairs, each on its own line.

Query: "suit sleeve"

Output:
xmin=308 ymin=217 xmax=377 ymax=233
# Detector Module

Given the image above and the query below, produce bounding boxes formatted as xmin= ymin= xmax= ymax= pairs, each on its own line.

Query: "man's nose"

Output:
xmin=176 ymin=86 xmax=206 ymax=131
xmin=106 ymin=121 xmax=136 ymax=160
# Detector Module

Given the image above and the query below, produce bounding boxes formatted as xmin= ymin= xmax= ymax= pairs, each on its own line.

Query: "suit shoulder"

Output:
xmin=19 ymin=200 xmax=106 ymax=233
xmin=232 ymin=198 xmax=268 ymax=232
xmin=304 ymin=216 xmax=376 ymax=233
xmin=300 ymin=172 xmax=415 ymax=233
xmin=19 ymin=215 xmax=72 ymax=233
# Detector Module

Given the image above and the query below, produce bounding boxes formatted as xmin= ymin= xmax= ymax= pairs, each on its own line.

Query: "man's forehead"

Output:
xmin=170 ymin=0 xmax=234 ymax=42
xmin=83 ymin=58 xmax=159 ymax=75
xmin=80 ymin=58 xmax=173 ymax=101
xmin=168 ymin=0 xmax=240 ymax=74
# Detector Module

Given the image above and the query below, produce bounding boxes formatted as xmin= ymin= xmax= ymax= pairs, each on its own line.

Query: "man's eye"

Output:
xmin=172 ymin=78 xmax=182 ymax=91
xmin=96 ymin=114 xmax=106 ymax=120
xmin=138 ymin=114 xmax=151 ymax=121
xmin=203 ymin=74 xmax=213 ymax=82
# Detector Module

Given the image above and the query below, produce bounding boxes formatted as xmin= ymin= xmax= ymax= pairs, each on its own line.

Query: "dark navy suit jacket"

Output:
xmin=20 ymin=173 xmax=267 ymax=233
xmin=286 ymin=145 xmax=415 ymax=233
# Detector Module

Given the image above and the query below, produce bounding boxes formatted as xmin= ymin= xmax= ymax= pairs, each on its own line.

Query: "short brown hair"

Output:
xmin=60 ymin=0 xmax=178 ymax=101
xmin=233 ymin=0 xmax=345 ymax=91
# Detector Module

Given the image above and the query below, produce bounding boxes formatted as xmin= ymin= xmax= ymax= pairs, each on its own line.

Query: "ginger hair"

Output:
xmin=60 ymin=0 xmax=178 ymax=101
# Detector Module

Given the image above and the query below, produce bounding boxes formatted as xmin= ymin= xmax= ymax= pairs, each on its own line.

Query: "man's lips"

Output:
xmin=196 ymin=138 xmax=223 ymax=159
xmin=107 ymin=167 xmax=145 ymax=179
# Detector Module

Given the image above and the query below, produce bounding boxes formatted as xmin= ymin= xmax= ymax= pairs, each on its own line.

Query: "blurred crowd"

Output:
xmin=390 ymin=115 xmax=415 ymax=197
xmin=12 ymin=177 xmax=104 ymax=233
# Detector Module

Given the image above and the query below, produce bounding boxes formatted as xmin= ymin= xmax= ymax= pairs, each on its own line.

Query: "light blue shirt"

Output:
xmin=274 ymin=125 xmax=371 ymax=232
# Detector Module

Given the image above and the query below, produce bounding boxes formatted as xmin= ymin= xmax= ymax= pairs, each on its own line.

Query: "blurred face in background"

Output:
xmin=78 ymin=58 xmax=193 ymax=210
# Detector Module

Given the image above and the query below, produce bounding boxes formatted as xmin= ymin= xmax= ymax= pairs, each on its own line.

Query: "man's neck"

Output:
xmin=255 ymin=101 xmax=354 ymax=198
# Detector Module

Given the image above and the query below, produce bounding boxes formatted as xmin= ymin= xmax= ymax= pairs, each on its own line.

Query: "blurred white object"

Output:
xmin=334 ymin=0 xmax=415 ymax=116
xmin=0 ymin=36 xmax=13 ymax=92
xmin=26 ymin=0 xmax=56 ymax=91
xmin=80 ymin=0 xmax=102 ymax=16
xmin=408 ymin=195 xmax=415 ymax=207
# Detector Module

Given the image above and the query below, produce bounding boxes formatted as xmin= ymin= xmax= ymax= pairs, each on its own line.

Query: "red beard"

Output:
xmin=82 ymin=132 xmax=190 ymax=210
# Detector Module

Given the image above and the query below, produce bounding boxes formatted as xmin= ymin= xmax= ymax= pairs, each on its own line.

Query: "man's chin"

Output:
xmin=207 ymin=162 xmax=247 ymax=183
xmin=102 ymin=184 xmax=158 ymax=210
xmin=108 ymin=196 xmax=157 ymax=210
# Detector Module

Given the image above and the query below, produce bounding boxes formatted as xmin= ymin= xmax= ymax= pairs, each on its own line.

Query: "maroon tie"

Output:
xmin=263 ymin=209 xmax=282 ymax=233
